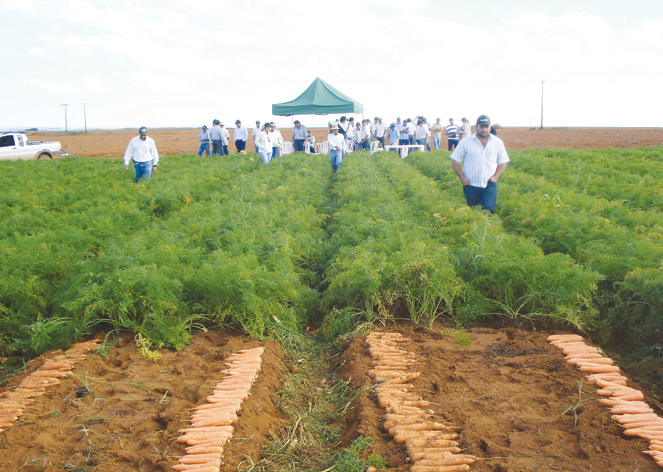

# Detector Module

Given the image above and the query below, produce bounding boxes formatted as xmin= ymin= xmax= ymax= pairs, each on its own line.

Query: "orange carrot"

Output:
xmin=172 ymin=463 xmax=220 ymax=471
xmin=184 ymin=446 xmax=224 ymax=454
xmin=410 ymin=465 xmax=470 ymax=472
xmin=178 ymin=453 xmax=222 ymax=463
xmin=578 ymin=364 xmax=621 ymax=374
xmin=410 ymin=449 xmax=462 ymax=460
xmin=613 ymin=413 xmax=660 ymax=424
xmin=394 ymin=431 xmax=457 ymax=443
xmin=414 ymin=454 xmax=476 ymax=466
xmin=406 ymin=438 xmax=460 ymax=448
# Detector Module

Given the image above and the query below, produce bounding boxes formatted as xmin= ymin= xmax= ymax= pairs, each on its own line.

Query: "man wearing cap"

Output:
xmin=459 ymin=117 xmax=471 ymax=140
xmin=345 ymin=117 xmax=355 ymax=152
xmin=327 ymin=124 xmax=347 ymax=171
xmin=210 ymin=119 xmax=224 ymax=156
xmin=253 ymin=120 xmax=261 ymax=153
xmin=292 ymin=120 xmax=307 ymax=152
xmin=446 ymin=118 xmax=459 ymax=150
xmin=234 ymin=120 xmax=248 ymax=153
xmin=451 ymin=115 xmax=509 ymax=214
xmin=198 ymin=125 xmax=210 ymax=157
xmin=124 ymin=127 xmax=159 ymax=181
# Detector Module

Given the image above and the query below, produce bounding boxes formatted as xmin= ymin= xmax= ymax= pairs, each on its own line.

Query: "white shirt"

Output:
xmin=450 ymin=133 xmax=509 ymax=188
xmin=327 ymin=132 xmax=347 ymax=152
xmin=270 ymin=129 xmax=283 ymax=147
xmin=362 ymin=124 xmax=371 ymax=140
xmin=255 ymin=130 xmax=275 ymax=153
xmin=234 ymin=125 xmax=248 ymax=141
xmin=415 ymin=124 xmax=429 ymax=139
xmin=221 ymin=127 xmax=230 ymax=145
xmin=375 ymin=122 xmax=386 ymax=138
xmin=252 ymin=126 xmax=261 ymax=139
xmin=460 ymin=123 xmax=471 ymax=139
xmin=124 ymin=135 xmax=159 ymax=166
xmin=407 ymin=122 xmax=416 ymax=135
xmin=346 ymin=123 xmax=355 ymax=138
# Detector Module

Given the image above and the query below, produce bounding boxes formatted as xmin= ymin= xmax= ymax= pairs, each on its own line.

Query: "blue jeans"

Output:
xmin=448 ymin=139 xmax=459 ymax=151
xmin=433 ymin=136 xmax=440 ymax=150
xmin=134 ymin=161 xmax=153 ymax=181
xmin=235 ymin=140 xmax=246 ymax=152
xmin=463 ymin=180 xmax=498 ymax=213
xmin=409 ymin=135 xmax=415 ymax=145
xmin=212 ymin=140 xmax=223 ymax=155
xmin=272 ymin=146 xmax=280 ymax=159
xmin=198 ymin=142 xmax=210 ymax=156
xmin=254 ymin=144 xmax=259 ymax=153
xmin=330 ymin=149 xmax=342 ymax=172
xmin=258 ymin=151 xmax=272 ymax=164
xmin=361 ymin=140 xmax=370 ymax=150
xmin=294 ymin=140 xmax=305 ymax=152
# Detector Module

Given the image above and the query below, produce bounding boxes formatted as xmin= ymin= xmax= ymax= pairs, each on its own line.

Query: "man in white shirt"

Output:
xmin=234 ymin=120 xmax=248 ymax=153
xmin=124 ymin=126 xmax=159 ymax=181
xmin=406 ymin=118 xmax=416 ymax=145
xmin=220 ymin=122 xmax=230 ymax=156
xmin=430 ymin=118 xmax=443 ymax=150
xmin=327 ymin=124 xmax=347 ymax=171
xmin=374 ymin=117 xmax=386 ymax=148
xmin=345 ymin=117 xmax=355 ymax=152
xmin=450 ymin=115 xmax=509 ymax=213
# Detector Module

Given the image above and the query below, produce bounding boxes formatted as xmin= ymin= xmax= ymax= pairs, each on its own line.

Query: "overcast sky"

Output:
xmin=2 ymin=0 xmax=663 ymax=130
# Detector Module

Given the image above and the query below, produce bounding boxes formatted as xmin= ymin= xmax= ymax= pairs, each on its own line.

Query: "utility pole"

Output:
xmin=82 ymin=103 xmax=87 ymax=134
xmin=61 ymin=104 xmax=69 ymax=132
xmin=540 ymin=81 xmax=545 ymax=130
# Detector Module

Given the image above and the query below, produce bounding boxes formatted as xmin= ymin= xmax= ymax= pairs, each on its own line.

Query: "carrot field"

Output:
xmin=0 ymin=147 xmax=661 ymax=471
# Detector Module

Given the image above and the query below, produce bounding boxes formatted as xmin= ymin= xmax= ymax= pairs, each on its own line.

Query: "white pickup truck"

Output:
xmin=0 ymin=132 xmax=65 ymax=160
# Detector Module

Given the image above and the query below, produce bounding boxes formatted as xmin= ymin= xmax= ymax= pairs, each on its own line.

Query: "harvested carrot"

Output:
xmin=389 ymin=422 xmax=451 ymax=434
xmin=394 ymin=431 xmax=457 ymax=443
xmin=185 ymin=445 xmax=224 ymax=454
xmin=578 ymin=364 xmax=621 ymax=374
xmin=178 ymin=453 xmax=222 ymax=463
xmin=410 ymin=465 xmax=470 ymax=472
xmin=414 ymin=454 xmax=476 ymax=466
xmin=547 ymin=334 xmax=584 ymax=341
xmin=613 ymin=413 xmax=661 ymax=424
xmin=191 ymin=416 xmax=236 ymax=427
xmin=410 ymin=448 xmax=462 ymax=460
xmin=611 ymin=403 xmax=653 ymax=415
xmin=406 ymin=438 xmax=460 ymax=448
xmin=172 ymin=462 xmax=220 ymax=471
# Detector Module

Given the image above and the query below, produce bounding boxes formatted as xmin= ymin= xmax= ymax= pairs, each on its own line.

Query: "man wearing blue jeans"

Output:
xmin=450 ymin=115 xmax=509 ymax=213
xmin=123 ymin=126 xmax=159 ymax=181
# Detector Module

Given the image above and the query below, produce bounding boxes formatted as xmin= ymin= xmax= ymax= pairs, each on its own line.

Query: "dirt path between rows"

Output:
xmin=31 ymin=127 xmax=663 ymax=159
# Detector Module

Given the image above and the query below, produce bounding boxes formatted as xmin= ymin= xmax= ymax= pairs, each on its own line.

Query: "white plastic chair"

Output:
xmin=281 ymin=141 xmax=293 ymax=155
xmin=315 ymin=141 xmax=329 ymax=154
xmin=369 ymin=141 xmax=381 ymax=154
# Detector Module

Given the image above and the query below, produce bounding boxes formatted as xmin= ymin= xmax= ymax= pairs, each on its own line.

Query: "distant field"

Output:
xmin=30 ymin=127 xmax=663 ymax=158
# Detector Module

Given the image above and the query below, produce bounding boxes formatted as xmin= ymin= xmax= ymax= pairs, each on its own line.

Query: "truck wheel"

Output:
xmin=36 ymin=153 xmax=52 ymax=159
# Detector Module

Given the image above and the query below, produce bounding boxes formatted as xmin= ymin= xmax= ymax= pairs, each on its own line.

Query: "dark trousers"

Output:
xmin=222 ymin=145 xmax=229 ymax=156
xmin=448 ymin=139 xmax=459 ymax=151
xmin=294 ymin=139 xmax=305 ymax=152
xmin=235 ymin=140 xmax=246 ymax=152
xmin=212 ymin=140 xmax=223 ymax=155
xmin=463 ymin=181 xmax=498 ymax=213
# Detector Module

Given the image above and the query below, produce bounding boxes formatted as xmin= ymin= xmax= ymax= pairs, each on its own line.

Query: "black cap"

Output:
xmin=476 ymin=115 xmax=491 ymax=126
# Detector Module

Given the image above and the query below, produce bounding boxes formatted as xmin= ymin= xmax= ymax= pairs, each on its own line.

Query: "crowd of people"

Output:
xmin=124 ymin=114 xmax=508 ymax=213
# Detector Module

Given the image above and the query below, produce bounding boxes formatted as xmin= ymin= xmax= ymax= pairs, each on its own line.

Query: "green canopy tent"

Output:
xmin=272 ymin=77 xmax=363 ymax=116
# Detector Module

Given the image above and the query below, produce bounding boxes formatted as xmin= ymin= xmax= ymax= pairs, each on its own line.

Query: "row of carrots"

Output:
xmin=366 ymin=332 xmax=477 ymax=472
xmin=173 ymin=346 xmax=265 ymax=472
xmin=548 ymin=334 xmax=663 ymax=468
xmin=0 ymin=339 xmax=101 ymax=434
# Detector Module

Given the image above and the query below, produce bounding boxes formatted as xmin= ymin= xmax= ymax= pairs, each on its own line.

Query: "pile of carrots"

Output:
xmin=548 ymin=334 xmax=663 ymax=468
xmin=0 ymin=339 xmax=101 ymax=434
xmin=366 ymin=332 xmax=477 ymax=472
xmin=173 ymin=346 xmax=265 ymax=472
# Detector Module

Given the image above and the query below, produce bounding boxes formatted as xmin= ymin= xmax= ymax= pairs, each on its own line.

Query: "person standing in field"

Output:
xmin=234 ymin=120 xmax=248 ymax=153
xmin=451 ymin=115 xmax=509 ymax=213
xmin=459 ymin=117 xmax=471 ymax=140
xmin=388 ymin=123 xmax=400 ymax=154
xmin=415 ymin=118 xmax=430 ymax=149
xmin=292 ymin=120 xmax=307 ymax=152
xmin=446 ymin=118 xmax=459 ymax=150
xmin=270 ymin=122 xmax=283 ymax=159
xmin=198 ymin=125 xmax=210 ymax=156
xmin=220 ymin=122 xmax=230 ymax=156
xmin=328 ymin=124 xmax=347 ymax=171
xmin=406 ymin=118 xmax=416 ymax=145
xmin=345 ymin=117 xmax=355 ymax=152
xmin=124 ymin=126 xmax=159 ymax=181
xmin=374 ymin=117 xmax=386 ymax=148
xmin=255 ymin=122 xmax=275 ymax=164
xmin=210 ymin=119 xmax=223 ymax=156
xmin=305 ymin=130 xmax=316 ymax=153
xmin=253 ymin=120 xmax=261 ymax=153
xmin=430 ymin=118 xmax=443 ymax=150
xmin=361 ymin=119 xmax=372 ymax=151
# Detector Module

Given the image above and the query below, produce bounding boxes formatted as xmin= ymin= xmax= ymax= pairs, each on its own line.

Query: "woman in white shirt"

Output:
xmin=255 ymin=122 xmax=275 ymax=164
